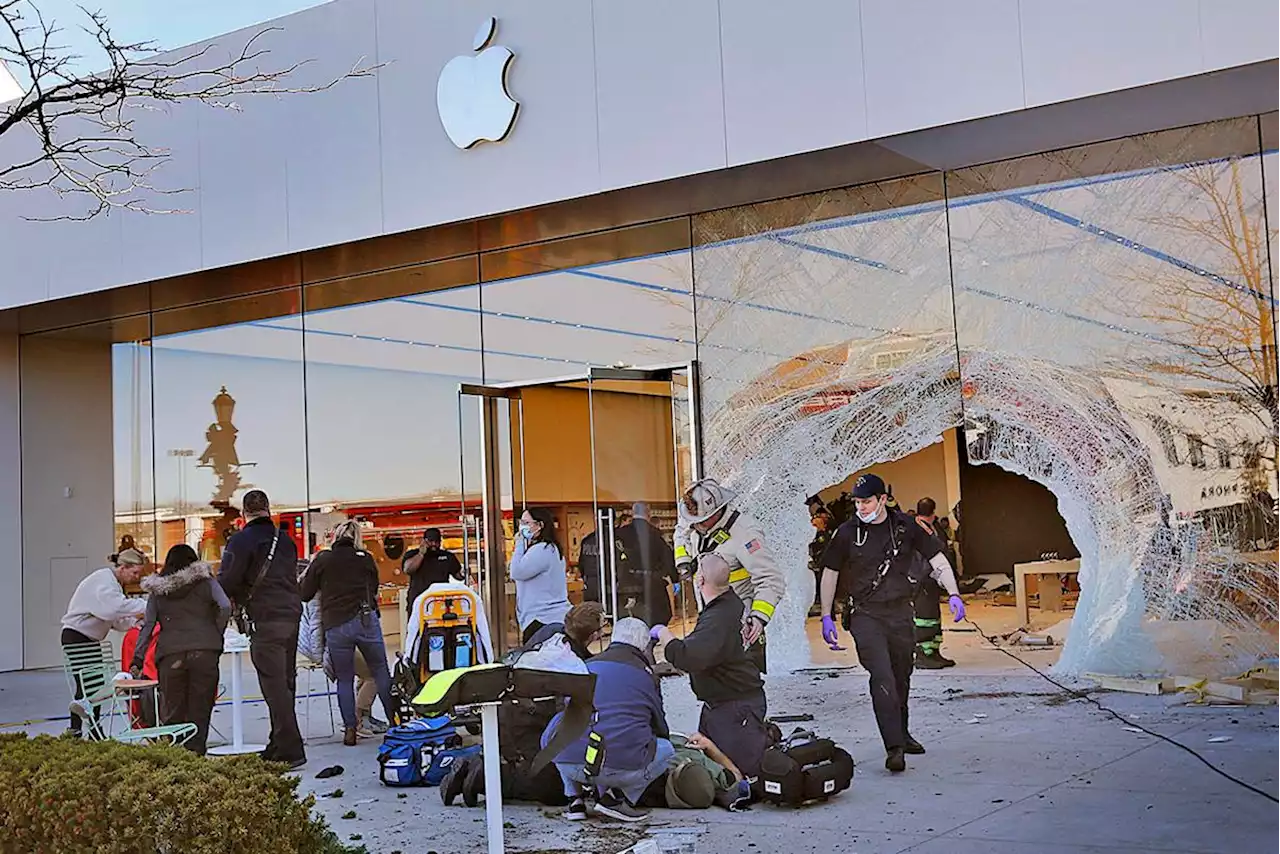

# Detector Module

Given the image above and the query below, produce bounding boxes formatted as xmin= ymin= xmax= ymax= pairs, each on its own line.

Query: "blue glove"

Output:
xmin=672 ymin=582 xmax=681 ymax=595
xmin=821 ymin=615 xmax=839 ymax=647
xmin=649 ymin=625 xmax=666 ymax=641
xmin=949 ymin=595 xmax=966 ymax=623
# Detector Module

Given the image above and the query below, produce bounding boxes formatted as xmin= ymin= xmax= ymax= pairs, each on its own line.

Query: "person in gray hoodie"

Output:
xmin=131 ymin=544 xmax=232 ymax=754
xmin=510 ymin=507 xmax=570 ymax=644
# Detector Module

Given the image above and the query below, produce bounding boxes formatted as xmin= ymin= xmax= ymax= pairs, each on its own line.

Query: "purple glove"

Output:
xmin=949 ymin=595 xmax=966 ymax=623
xmin=821 ymin=615 xmax=839 ymax=648
xmin=649 ymin=625 xmax=666 ymax=641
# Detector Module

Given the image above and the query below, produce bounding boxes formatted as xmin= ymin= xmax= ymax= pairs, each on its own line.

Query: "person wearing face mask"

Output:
xmin=509 ymin=507 xmax=571 ymax=644
xmin=672 ymin=478 xmax=785 ymax=673
xmin=818 ymin=473 xmax=965 ymax=773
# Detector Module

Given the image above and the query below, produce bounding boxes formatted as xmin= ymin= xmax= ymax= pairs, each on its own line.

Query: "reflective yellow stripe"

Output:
xmin=752 ymin=600 xmax=776 ymax=620
xmin=712 ymin=530 xmax=731 ymax=544
xmin=674 ymin=545 xmax=688 ymax=559
xmin=727 ymin=568 xmax=750 ymax=583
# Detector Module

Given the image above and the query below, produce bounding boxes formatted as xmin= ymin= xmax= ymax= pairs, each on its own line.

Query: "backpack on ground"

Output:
xmin=757 ymin=729 xmax=854 ymax=805
xmin=424 ymin=744 xmax=482 ymax=786
xmin=376 ymin=715 xmax=460 ymax=787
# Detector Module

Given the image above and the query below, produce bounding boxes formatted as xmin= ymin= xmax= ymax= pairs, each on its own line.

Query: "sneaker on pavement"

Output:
xmin=564 ymin=797 xmax=591 ymax=821
xmin=366 ymin=715 xmax=389 ymax=734
xmin=593 ymin=790 xmax=649 ymax=823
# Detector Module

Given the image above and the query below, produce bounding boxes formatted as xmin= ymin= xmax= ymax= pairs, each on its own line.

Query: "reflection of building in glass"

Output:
xmin=197 ymin=386 xmax=256 ymax=507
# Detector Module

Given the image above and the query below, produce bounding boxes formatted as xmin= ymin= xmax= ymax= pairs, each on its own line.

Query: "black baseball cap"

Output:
xmin=423 ymin=527 xmax=443 ymax=543
xmin=851 ymin=473 xmax=887 ymax=499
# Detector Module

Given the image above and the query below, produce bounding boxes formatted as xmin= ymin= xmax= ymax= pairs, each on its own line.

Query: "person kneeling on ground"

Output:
xmin=542 ymin=617 xmax=673 ymax=823
xmin=441 ymin=602 xmax=607 ymax=809
xmin=653 ymin=553 xmax=771 ymax=782
xmin=499 ymin=602 xmax=607 ymax=805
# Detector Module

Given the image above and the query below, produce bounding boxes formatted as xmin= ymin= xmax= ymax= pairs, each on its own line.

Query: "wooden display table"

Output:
xmin=1014 ymin=558 xmax=1081 ymax=627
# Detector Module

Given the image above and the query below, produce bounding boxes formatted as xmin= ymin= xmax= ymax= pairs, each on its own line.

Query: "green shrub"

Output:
xmin=0 ymin=733 xmax=366 ymax=854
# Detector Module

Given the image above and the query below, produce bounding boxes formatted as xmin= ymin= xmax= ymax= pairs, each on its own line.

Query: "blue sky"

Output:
xmin=16 ymin=1 xmax=327 ymax=71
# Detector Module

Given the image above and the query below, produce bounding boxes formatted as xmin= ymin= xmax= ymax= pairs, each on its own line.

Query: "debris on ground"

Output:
xmin=1086 ymin=674 xmax=1173 ymax=695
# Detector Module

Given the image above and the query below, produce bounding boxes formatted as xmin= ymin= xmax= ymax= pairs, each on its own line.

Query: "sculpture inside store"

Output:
xmin=705 ymin=342 xmax=1277 ymax=678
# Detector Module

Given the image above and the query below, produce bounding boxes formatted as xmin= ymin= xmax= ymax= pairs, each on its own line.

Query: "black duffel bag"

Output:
xmin=757 ymin=730 xmax=854 ymax=805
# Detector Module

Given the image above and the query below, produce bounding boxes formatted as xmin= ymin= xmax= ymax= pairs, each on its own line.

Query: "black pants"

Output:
xmin=811 ymin=569 xmax=837 ymax=616
xmin=848 ymin=601 xmax=914 ymax=751
xmin=60 ymin=627 xmax=100 ymax=735
xmin=158 ymin=649 xmax=220 ymax=754
xmin=699 ymin=692 xmax=769 ymax=779
xmin=521 ymin=621 xmax=545 ymax=645
xmin=250 ymin=620 xmax=304 ymax=762
xmin=913 ymin=579 xmax=944 ymax=655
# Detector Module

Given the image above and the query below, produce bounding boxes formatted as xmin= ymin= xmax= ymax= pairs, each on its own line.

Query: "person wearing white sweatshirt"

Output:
xmin=510 ymin=507 xmax=570 ymax=644
xmin=60 ymin=548 xmax=149 ymax=734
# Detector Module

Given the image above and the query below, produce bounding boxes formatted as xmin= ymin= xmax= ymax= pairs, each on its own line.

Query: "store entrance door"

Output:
xmin=459 ymin=362 xmax=702 ymax=656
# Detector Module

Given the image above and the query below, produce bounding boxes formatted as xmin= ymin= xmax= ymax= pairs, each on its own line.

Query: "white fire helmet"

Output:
xmin=679 ymin=478 xmax=737 ymax=525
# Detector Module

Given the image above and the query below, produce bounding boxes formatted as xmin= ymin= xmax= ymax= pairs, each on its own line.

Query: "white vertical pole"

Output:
xmin=230 ymin=650 xmax=245 ymax=749
xmin=480 ymin=703 xmax=503 ymax=854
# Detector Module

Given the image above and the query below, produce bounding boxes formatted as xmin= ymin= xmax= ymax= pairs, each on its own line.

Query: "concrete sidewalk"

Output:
xmin=2 ymin=619 xmax=1275 ymax=853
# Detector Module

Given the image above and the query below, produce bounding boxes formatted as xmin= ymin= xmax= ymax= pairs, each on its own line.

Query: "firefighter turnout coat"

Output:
xmin=674 ymin=506 xmax=786 ymax=626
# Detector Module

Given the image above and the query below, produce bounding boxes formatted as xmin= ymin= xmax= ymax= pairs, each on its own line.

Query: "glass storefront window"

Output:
xmin=946 ymin=116 xmax=1277 ymax=675
xmin=151 ymin=290 xmax=307 ymax=566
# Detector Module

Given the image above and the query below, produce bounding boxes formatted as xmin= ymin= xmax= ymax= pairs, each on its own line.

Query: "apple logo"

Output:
xmin=436 ymin=16 xmax=519 ymax=150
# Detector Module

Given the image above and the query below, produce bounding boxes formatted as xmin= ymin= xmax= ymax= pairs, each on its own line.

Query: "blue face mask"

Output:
xmin=856 ymin=499 xmax=883 ymax=524
xmin=519 ymin=523 xmax=534 ymax=540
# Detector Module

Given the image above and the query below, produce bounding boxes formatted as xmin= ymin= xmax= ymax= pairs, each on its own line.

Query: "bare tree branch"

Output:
xmin=0 ymin=0 xmax=380 ymax=219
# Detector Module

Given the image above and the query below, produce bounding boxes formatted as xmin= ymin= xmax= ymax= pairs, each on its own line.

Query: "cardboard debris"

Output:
xmin=1173 ymin=673 xmax=1278 ymax=705
xmin=1086 ymin=674 xmax=1172 ymax=695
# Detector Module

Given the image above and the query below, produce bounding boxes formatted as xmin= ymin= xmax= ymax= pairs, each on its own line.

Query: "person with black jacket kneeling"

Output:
xmin=653 ymin=553 xmax=770 ymax=781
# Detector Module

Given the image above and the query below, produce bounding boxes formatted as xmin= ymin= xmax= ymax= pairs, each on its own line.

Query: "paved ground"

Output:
xmin=3 ymin=608 xmax=1276 ymax=854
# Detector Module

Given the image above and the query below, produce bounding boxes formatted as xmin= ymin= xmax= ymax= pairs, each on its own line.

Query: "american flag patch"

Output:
xmin=745 ymin=539 xmax=762 ymax=554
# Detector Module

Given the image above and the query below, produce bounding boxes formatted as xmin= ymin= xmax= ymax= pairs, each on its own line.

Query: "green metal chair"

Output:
xmin=61 ymin=640 xmax=197 ymax=747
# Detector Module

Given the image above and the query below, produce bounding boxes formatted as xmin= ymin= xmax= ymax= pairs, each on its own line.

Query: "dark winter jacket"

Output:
xmin=615 ymin=519 xmax=678 ymax=626
xmin=547 ymin=642 xmax=669 ymax=772
xmin=664 ymin=589 xmax=763 ymax=704
xmin=218 ymin=516 xmax=302 ymax=627
xmin=132 ymin=562 xmax=231 ymax=668
xmin=299 ymin=539 xmax=380 ymax=633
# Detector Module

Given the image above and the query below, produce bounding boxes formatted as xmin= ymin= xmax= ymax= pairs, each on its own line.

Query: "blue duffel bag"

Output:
xmin=377 ymin=716 xmax=459 ymax=787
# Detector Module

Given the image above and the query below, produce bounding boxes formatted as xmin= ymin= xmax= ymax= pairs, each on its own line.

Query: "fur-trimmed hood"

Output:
xmin=141 ymin=562 xmax=214 ymax=597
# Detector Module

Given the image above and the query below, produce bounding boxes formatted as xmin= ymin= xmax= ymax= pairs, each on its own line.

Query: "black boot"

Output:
xmin=914 ymin=649 xmax=956 ymax=669
xmin=885 ymin=747 xmax=906 ymax=772
xmin=904 ymin=735 xmax=926 ymax=755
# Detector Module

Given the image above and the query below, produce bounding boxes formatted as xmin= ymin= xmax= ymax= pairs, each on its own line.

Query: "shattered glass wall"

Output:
xmin=692 ymin=175 xmax=962 ymax=667
xmin=694 ymin=116 xmax=1278 ymax=676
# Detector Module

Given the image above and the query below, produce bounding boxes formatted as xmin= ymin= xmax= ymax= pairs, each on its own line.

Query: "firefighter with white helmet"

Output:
xmin=673 ymin=477 xmax=786 ymax=671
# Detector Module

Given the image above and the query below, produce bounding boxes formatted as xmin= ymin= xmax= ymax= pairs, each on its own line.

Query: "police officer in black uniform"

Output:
xmin=818 ymin=474 xmax=966 ymax=773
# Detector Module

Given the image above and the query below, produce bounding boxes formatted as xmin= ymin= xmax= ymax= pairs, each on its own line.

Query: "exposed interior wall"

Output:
xmin=819 ymin=431 xmax=959 ymax=517
xmin=0 ymin=332 xmax=22 ymax=671
xmin=20 ymin=336 xmax=114 ymax=669
xmin=957 ymin=459 xmax=1079 ymax=577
